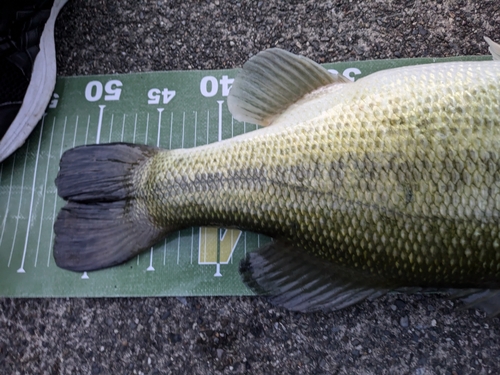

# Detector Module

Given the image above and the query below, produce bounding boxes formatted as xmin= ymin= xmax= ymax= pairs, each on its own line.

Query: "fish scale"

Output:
xmin=54 ymin=40 xmax=500 ymax=313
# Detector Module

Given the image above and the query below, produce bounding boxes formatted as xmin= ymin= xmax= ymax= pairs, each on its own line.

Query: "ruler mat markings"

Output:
xmin=47 ymin=116 xmax=67 ymax=267
xmin=121 ymin=113 xmax=126 ymax=142
xmin=34 ymin=117 xmax=56 ymax=267
xmin=133 ymin=113 xmax=137 ymax=143
xmin=0 ymin=155 xmax=15 ymax=256
xmin=8 ymin=139 xmax=30 ymax=268
xmin=96 ymin=105 xmax=105 ymax=144
xmin=18 ymin=116 xmax=46 ymax=273
xmin=108 ymin=113 xmax=114 ymax=141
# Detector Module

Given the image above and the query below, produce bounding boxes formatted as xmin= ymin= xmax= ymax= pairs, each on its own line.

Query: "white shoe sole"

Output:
xmin=0 ymin=0 xmax=69 ymax=163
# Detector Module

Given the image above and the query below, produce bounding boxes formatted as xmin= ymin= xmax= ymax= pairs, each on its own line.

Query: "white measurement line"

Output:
xmin=121 ymin=113 xmax=126 ymax=142
xmin=157 ymin=108 xmax=164 ymax=147
xmin=169 ymin=112 xmax=173 ymax=150
xmin=135 ymin=117 xmax=141 ymax=264
xmin=133 ymin=113 xmax=138 ymax=143
xmin=215 ymin=229 xmax=223 ymax=276
xmin=194 ymin=111 xmax=197 ymax=147
xmin=108 ymin=113 xmax=114 ymax=141
xmin=216 ymin=101 xmax=227 ymax=266
xmin=145 ymin=112 xmax=150 ymax=143
xmin=147 ymin=248 xmax=155 ymax=271
xmin=18 ymin=116 xmax=46 ymax=273
xmin=217 ymin=100 xmax=224 ymax=142
xmin=182 ymin=112 xmax=185 ymax=148
xmin=72 ymin=115 xmax=79 ymax=146
xmin=157 ymin=108 xmax=167 ymax=266
xmin=0 ymin=154 xmax=16 ymax=255
xmin=71 ymin=118 xmax=78 ymax=148
xmin=214 ymin=263 xmax=222 ymax=277
xmin=199 ymin=110 xmax=211 ymax=262
xmin=34 ymin=117 xmax=56 ymax=266
xmin=206 ymin=111 xmax=210 ymax=144
xmin=47 ymin=116 xmax=67 ymax=267
xmin=96 ymin=105 xmax=105 ymax=144
xmin=85 ymin=115 xmax=90 ymax=144
xmin=146 ymin=110 xmax=162 ymax=271
xmin=138 ymin=117 xmax=146 ymax=264
xmin=8 ymin=139 xmax=30 ymax=268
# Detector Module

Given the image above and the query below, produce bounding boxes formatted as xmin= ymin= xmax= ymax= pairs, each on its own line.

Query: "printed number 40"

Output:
xmin=85 ymin=80 xmax=123 ymax=102
xmin=148 ymin=88 xmax=176 ymax=105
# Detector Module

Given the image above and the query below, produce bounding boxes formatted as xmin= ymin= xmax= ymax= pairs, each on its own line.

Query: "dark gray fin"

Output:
xmin=449 ymin=289 xmax=500 ymax=317
xmin=228 ymin=48 xmax=350 ymax=126
xmin=239 ymin=240 xmax=391 ymax=312
xmin=484 ymin=37 xmax=500 ymax=61
xmin=55 ymin=143 xmax=157 ymax=202
xmin=54 ymin=143 xmax=173 ymax=272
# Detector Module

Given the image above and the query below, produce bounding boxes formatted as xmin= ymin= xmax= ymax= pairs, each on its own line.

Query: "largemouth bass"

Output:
xmin=54 ymin=37 xmax=500 ymax=314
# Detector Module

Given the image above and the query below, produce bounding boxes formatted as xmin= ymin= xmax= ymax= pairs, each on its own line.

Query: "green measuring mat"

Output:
xmin=0 ymin=55 xmax=490 ymax=297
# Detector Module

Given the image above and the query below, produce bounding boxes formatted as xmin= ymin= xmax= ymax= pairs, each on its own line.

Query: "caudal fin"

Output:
xmin=54 ymin=143 xmax=172 ymax=272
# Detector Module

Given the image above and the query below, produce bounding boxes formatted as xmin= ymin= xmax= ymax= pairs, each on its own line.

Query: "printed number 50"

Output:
xmin=85 ymin=80 xmax=123 ymax=102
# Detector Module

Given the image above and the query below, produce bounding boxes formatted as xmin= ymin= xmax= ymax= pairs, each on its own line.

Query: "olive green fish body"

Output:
xmin=54 ymin=39 xmax=500 ymax=313
xmin=135 ymin=60 xmax=500 ymax=288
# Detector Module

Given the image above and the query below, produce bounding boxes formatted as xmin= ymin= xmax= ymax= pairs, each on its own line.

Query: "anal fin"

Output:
xmin=239 ymin=240 xmax=390 ymax=313
xmin=240 ymin=239 xmax=500 ymax=316
xmin=449 ymin=289 xmax=500 ymax=317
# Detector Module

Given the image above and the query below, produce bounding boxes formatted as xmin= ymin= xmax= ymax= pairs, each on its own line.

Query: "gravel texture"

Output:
xmin=2 ymin=0 xmax=500 ymax=374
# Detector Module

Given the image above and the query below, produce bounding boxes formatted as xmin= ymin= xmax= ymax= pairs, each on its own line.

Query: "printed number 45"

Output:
xmin=148 ymin=88 xmax=176 ymax=105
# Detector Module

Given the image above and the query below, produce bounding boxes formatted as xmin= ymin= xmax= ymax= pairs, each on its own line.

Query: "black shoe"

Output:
xmin=0 ymin=0 xmax=68 ymax=163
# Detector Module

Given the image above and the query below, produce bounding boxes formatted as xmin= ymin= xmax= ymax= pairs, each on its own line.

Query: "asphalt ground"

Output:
xmin=1 ymin=1 xmax=500 ymax=374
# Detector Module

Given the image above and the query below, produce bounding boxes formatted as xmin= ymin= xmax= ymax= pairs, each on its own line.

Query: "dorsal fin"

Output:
xmin=228 ymin=48 xmax=350 ymax=126
xmin=484 ymin=36 xmax=500 ymax=61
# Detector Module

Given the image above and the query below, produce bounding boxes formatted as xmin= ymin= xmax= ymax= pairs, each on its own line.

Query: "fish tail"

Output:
xmin=54 ymin=143 xmax=172 ymax=272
